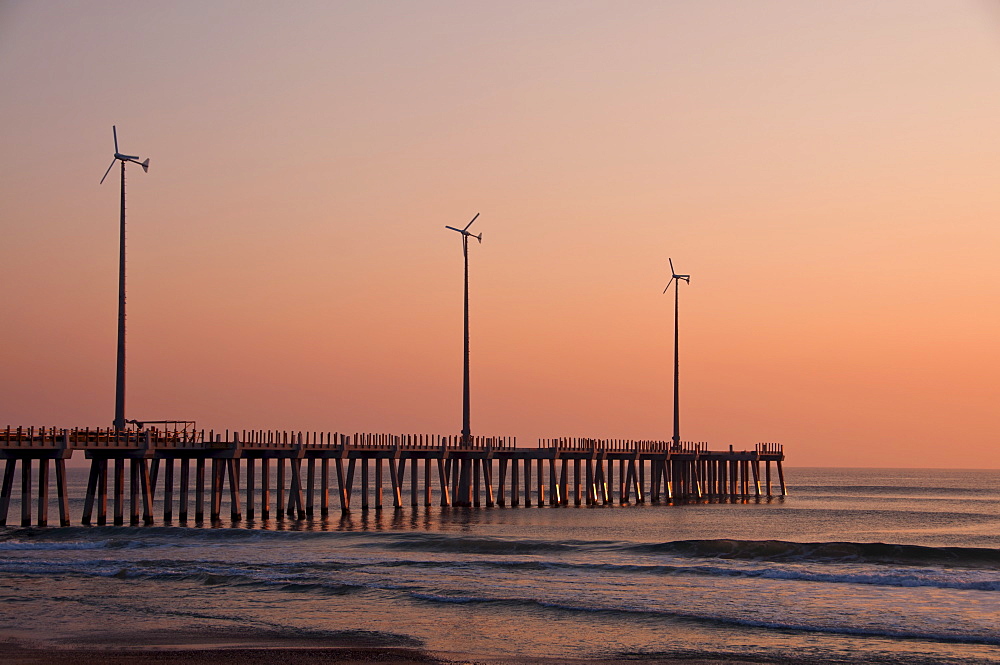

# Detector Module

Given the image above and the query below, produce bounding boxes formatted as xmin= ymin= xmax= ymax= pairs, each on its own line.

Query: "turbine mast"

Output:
xmin=462 ymin=232 xmax=471 ymax=442
xmin=114 ymin=160 xmax=127 ymax=431
xmin=672 ymin=275 xmax=680 ymax=449
xmin=663 ymin=258 xmax=690 ymax=450
xmin=101 ymin=126 xmax=148 ymax=431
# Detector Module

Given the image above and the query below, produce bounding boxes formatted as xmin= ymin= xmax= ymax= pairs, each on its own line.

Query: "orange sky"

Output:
xmin=2 ymin=1 xmax=999 ymax=468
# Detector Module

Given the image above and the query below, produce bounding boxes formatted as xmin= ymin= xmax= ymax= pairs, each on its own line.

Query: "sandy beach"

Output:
xmin=0 ymin=643 xmax=776 ymax=665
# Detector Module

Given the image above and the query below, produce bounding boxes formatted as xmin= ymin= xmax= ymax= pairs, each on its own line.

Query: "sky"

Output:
xmin=2 ymin=1 xmax=999 ymax=468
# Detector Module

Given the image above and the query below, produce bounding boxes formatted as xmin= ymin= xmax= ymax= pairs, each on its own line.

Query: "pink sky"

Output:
xmin=2 ymin=1 xmax=999 ymax=467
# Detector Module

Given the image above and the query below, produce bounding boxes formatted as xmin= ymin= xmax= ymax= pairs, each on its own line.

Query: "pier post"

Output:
xmin=140 ymin=460 xmax=153 ymax=523
xmin=389 ymin=457 xmax=402 ymax=509
xmin=246 ymin=458 xmax=255 ymax=520
xmin=210 ymin=459 xmax=221 ymax=521
xmin=179 ymin=459 xmax=190 ymax=521
xmin=618 ymin=459 xmax=625 ymax=503
xmin=98 ymin=460 xmax=108 ymax=525
xmin=289 ymin=459 xmax=305 ymax=519
xmin=560 ymin=458 xmax=569 ymax=506
xmin=637 ymin=458 xmax=645 ymax=503
xmin=424 ymin=457 xmax=432 ymax=507
xmin=114 ymin=458 xmax=124 ymax=525
xmin=0 ymin=459 xmax=15 ymax=526
xmin=55 ymin=459 xmax=70 ymax=527
xmin=410 ymin=457 xmax=418 ymax=507
xmin=777 ymin=461 xmax=787 ymax=496
xmin=346 ymin=458 xmax=357 ymax=508
xmin=37 ymin=459 xmax=49 ymax=527
xmin=228 ymin=459 xmax=242 ymax=520
xmin=82 ymin=460 xmax=98 ymax=525
xmin=483 ymin=457 xmax=496 ymax=508
xmin=692 ymin=460 xmax=703 ymax=499
xmin=130 ymin=460 xmax=140 ymax=525
xmin=523 ymin=458 xmax=531 ymax=507
xmin=550 ymin=458 xmax=559 ymax=506
xmin=497 ymin=458 xmax=507 ymax=507
xmin=473 ymin=458 xmax=481 ymax=507
xmin=276 ymin=458 xmax=286 ymax=518
xmin=456 ymin=458 xmax=472 ymax=508
xmin=322 ymin=459 xmax=330 ymax=516
xmin=261 ymin=458 xmax=270 ymax=519
xmin=605 ymin=458 xmax=613 ymax=505
xmin=306 ymin=458 xmax=316 ymax=516
xmin=335 ymin=457 xmax=347 ymax=512
xmin=535 ymin=457 xmax=545 ymax=508
xmin=361 ymin=458 xmax=369 ymax=510
xmin=436 ymin=457 xmax=450 ymax=506
xmin=163 ymin=459 xmax=174 ymax=521
xmin=195 ymin=458 xmax=205 ymax=521
xmin=21 ymin=458 xmax=31 ymax=526
xmin=765 ymin=461 xmax=772 ymax=497
xmin=511 ymin=456 xmax=519 ymax=506
xmin=574 ymin=459 xmax=582 ymax=506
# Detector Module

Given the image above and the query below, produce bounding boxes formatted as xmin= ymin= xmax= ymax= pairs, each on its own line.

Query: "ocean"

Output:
xmin=1 ymin=466 xmax=998 ymax=663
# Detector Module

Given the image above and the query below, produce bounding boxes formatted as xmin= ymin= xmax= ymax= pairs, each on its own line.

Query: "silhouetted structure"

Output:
xmin=444 ymin=213 xmax=483 ymax=506
xmin=99 ymin=126 xmax=149 ymax=431
xmin=663 ymin=258 xmax=690 ymax=450
xmin=0 ymin=426 xmax=786 ymax=527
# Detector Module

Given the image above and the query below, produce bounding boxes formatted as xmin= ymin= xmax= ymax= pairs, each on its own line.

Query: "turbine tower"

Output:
xmin=444 ymin=213 xmax=481 ymax=443
xmin=663 ymin=258 xmax=690 ymax=450
xmin=100 ymin=126 xmax=149 ymax=431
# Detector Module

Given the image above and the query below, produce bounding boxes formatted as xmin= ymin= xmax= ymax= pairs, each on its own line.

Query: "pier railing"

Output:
xmin=538 ymin=438 xmax=709 ymax=454
xmin=2 ymin=426 xmax=778 ymax=457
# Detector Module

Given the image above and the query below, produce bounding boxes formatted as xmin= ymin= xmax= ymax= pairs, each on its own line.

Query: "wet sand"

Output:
xmin=0 ymin=640 xmax=775 ymax=665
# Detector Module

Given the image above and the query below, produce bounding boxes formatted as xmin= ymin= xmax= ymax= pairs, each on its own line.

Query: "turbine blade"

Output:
xmin=669 ymin=257 xmax=674 ymax=276
xmin=444 ymin=226 xmax=463 ymax=233
xmin=663 ymin=278 xmax=674 ymax=293
xmin=462 ymin=212 xmax=480 ymax=231
xmin=113 ymin=126 xmax=118 ymax=153
xmin=99 ymin=159 xmax=116 ymax=184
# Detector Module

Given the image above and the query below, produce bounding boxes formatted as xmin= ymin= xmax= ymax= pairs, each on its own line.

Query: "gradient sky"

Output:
xmin=2 ymin=1 xmax=999 ymax=468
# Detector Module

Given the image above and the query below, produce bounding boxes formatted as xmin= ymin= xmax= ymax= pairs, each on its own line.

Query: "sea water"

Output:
xmin=1 ymin=467 xmax=998 ymax=663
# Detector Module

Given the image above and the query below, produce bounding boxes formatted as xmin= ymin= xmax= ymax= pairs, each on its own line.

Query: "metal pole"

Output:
xmin=672 ymin=280 xmax=680 ymax=448
xmin=462 ymin=233 xmax=471 ymax=441
xmin=114 ymin=160 xmax=127 ymax=431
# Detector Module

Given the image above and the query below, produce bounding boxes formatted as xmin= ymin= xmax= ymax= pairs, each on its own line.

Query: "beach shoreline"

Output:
xmin=0 ymin=637 xmax=786 ymax=665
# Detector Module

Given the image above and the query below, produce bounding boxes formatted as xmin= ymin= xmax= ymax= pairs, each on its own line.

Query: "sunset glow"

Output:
xmin=3 ymin=1 xmax=999 ymax=468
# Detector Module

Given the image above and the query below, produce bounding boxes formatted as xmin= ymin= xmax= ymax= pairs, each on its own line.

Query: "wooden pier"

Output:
xmin=0 ymin=426 xmax=786 ymax=527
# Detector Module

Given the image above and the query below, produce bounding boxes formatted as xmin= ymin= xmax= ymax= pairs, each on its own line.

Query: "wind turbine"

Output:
xmin=663 ymin=258 xmax=690 ymax=450
xmin=445 ymin=213 xmax=482 ymax=443
xmin=100 ymin=126 xmax=150 ymax=431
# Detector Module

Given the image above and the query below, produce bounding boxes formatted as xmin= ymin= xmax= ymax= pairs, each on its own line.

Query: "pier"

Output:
xmin=0 ymin=426 xmax=785 ymax=527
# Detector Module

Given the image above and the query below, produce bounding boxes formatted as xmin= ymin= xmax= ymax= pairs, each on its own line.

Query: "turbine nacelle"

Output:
xmin=444 ymin=213 xmax=482 ymax=243
xmin=663 ymin=258 xmax=691 ymax=292
xmin=100 ymin=125 xmax=149 ymax=184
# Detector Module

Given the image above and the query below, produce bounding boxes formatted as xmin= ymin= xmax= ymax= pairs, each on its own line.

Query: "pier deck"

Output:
xmin=0 ymin=426 xmax=785 ymax=527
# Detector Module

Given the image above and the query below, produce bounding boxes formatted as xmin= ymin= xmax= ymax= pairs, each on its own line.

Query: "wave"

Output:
xmin=793 ymin=484 xmax=988 ymax=497
xmin=389 ymin=558 xmax=1000 ymax=592
xmin=408 ymin=592 xmax=1000 ymax=646
xmin=0 ymin=558 xmax=370 ymax=596
xmin=627 ymin=539 xmax=1000 ymax=568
